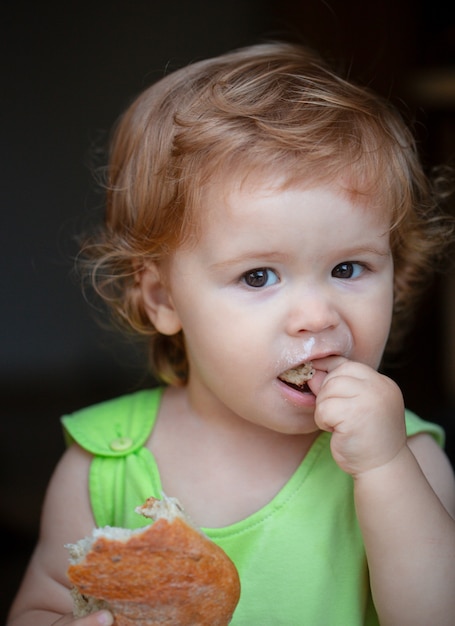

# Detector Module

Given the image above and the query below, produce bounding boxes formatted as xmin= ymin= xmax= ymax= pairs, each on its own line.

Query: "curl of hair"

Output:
xmin=78 ymin=41 xmax=455 ymax=385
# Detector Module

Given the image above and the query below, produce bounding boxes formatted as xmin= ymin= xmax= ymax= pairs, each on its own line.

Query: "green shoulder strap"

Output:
xmin=404 ymin=409 xmax=445 ymax=447
xmin=62 ymin=387 xmax=165 ymax=528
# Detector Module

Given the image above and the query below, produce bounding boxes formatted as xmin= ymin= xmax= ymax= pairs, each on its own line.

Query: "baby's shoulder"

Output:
xmin=40 ymin=441 xmax=95 ymax=539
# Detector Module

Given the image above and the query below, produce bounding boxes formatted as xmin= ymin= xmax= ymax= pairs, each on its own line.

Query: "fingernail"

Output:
xmin=96 ymin=610 xmax=114 ymax=625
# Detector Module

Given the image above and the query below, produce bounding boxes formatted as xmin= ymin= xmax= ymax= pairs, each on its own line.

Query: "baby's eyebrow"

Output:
xmin=209 ymin=242 xmax=391 ymax=273
xmin=336 ymin=244 xmax=391 ymax=257
xmin=209 ymin=251 xmax=289 ymax=271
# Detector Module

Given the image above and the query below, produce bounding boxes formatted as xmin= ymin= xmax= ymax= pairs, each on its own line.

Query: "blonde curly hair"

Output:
xmin=79 ymin=41 xmax=454 ymax=386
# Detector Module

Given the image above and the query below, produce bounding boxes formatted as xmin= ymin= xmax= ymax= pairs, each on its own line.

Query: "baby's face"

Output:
xmin=162 ymin=176 xmax=394 ymax=434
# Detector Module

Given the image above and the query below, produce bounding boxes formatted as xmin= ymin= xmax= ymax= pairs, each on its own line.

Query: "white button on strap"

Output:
xmin=109 ymin=437 xmax=133 ymax=451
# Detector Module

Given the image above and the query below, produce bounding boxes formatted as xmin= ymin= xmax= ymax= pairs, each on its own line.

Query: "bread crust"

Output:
xmin=66 ymin=497 xmax=240 ymax=625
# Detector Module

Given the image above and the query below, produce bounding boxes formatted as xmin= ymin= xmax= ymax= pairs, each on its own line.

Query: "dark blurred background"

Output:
xmin=2 ymin=0 xmax=454 ymax=621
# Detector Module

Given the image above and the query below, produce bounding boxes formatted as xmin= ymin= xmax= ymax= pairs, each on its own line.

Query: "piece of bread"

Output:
xmin=66 ymin=495 xmax=241 ymax=625
xmin=279 ymin=362 xmax=315 ymax=388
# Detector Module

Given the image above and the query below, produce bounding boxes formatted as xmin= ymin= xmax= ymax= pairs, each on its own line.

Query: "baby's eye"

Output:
xmin=241 ymin=268 xmax=280 ymax=288
xmin=332 ymin=262 xmax=364 ymax=279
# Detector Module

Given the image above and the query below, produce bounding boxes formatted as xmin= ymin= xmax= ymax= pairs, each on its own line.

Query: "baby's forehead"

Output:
xmin=181 ymin=173 xmax=392 ymax=256
xmin=201 ymin=169 xmax=389 ymax=216
xmin=176 ymin=158 xmax=398 ymax=254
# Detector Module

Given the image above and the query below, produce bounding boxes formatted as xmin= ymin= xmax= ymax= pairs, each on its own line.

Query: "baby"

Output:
xmin=8 ymin=41 xmax=455 ymax=626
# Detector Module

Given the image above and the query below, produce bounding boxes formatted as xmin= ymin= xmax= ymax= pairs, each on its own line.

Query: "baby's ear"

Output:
xmin=140 ymin=262 xmax=182 ymax=336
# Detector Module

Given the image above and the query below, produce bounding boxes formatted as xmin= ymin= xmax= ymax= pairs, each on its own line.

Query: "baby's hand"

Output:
xmin=52 ymin=610 xmax=113 ymax=626
xmin=312 ymin=357 xmax=407 ymax=477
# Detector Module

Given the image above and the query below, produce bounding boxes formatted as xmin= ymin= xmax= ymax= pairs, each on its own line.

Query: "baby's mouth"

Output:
xmin=278 ymin=362 xmax=315 ymax=393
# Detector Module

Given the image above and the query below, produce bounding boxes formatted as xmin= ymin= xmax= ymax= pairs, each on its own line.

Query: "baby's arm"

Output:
xmin=314 ymin=358 xmax=455 ymax=626
xmin=7 ymin=445 xmax=113 ymax=626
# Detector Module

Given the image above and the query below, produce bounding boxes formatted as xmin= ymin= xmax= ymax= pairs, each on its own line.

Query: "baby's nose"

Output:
xmin=286 ymin=288 xmax=340 ymax=336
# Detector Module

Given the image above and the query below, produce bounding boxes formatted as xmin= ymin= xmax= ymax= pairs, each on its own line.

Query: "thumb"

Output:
xmin=53 ymin=610 xmax=114 ymax=625
xmin=81 ymin=611 xmax=114 ymax=626
xmin=308 ymin=355 xmax=349 ymax=396
xmin=91 ymin=612 xmax=114 ymax=626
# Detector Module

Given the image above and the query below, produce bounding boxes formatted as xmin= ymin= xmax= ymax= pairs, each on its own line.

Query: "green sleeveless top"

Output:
xmin=62 ymin=387 xmax=444 ymax=626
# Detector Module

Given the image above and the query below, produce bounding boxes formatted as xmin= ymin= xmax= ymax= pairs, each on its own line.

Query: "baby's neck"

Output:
xmin=147 ymin=386 xmax=319 ymax=527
